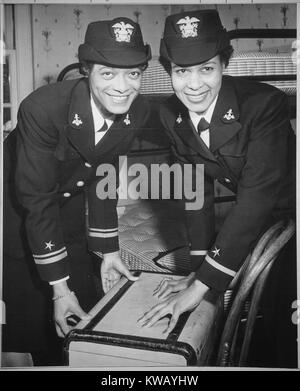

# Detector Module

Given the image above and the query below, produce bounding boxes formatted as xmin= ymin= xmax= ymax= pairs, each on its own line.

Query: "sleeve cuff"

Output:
xmin=49 ymin=276 xmax=70 ymax=285
xmin=189 ymin=250 xmax=207 ymax=271
xmin=88 ymin=234 xmax=119 ymax=254
xmin=195 ymin=253 xmax=237 ymax=292
xmin=34 ymin=248 xmax=70 ymax=282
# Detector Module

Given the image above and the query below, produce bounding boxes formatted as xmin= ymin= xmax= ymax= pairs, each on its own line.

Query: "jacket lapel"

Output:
xmin=65 ymin=80 xmax=146 ymax=165
xmin=171 ymin=96 xmax=217 ymax=162
xmin=93 ymin=110 xmax=136 ymax=157
xmin=209 ymin=76 xmax=242 ymax=152
xmin=66 ymin=78 xmax=95 ymax=163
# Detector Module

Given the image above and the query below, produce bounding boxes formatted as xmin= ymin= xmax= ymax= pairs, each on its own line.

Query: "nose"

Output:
xmin=187 ymin=71 xmax=204 ymax=90
xmin=114 ymin=74 xmax=129 ymax=94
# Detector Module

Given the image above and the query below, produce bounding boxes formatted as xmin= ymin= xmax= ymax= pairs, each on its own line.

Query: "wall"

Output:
xmin=29 ymin=3 xmax=296 ymax=89
xmin=32 ymin=4 xmax=170 ymax=88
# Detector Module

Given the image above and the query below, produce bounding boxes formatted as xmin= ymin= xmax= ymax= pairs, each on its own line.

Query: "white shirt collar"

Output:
xmin=189 ymin=94 xmax=218 ymax=129
xmin=90 ymin=95 xmax=114 ymax=133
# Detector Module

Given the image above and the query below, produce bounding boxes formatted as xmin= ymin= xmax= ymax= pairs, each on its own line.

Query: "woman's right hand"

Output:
xmin=52 ymin=283 xmax=91 ymax=337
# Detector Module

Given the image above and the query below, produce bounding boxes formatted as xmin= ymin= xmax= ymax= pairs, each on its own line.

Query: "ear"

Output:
xmin=80 ymin=61 xmax=92 ymax=77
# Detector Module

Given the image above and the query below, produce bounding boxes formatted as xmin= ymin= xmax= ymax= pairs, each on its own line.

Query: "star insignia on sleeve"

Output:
xmin=124 ymin=114 xmax=130 ymax=125
xmin=45 ymin=241 xmax=55 ymax=251
xmin=72 ymin=114 xmax=83 ymax=127
xmin=212 ymin=246 xmax=220 ymax=258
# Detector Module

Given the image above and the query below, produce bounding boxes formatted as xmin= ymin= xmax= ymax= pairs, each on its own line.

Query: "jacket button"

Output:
xmin=63 ymin=192 xmax=71 ymax=198
xmin=224 ymin=178 xmax=231 ymax=183
xmin=85 ymin=162 xmax=92 ymax=168
xmin=76 ymin=181 xmax=85 ymax=187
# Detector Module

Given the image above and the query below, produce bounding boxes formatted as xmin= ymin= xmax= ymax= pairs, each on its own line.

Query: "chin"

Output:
xmin=109 ymin=105 xmax=131 ymax=115
xmin=187 ymin=102 xmax=209 ymax=114
xmin=105 ymin=98 xmax=135 ymax=115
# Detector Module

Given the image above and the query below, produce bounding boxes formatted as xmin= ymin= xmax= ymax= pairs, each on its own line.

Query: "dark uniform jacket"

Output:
xmin=4 ymin=77 xmax=150 ymax=283
xmin=159 ymin=75 xmax=296 ymax=292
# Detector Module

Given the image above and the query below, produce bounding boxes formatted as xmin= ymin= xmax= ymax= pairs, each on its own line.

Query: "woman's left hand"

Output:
xmin=153 ymin=272 xmax=196 ymax=299
xmin=138 ymin=279 xmax=210 ymax=334
xmin=101 ymin=251 xmax=139 ymax=293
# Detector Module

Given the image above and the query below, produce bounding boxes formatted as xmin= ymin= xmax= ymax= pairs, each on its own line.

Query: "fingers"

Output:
xmin=102 ymin=274 xmax=120 ymax=293
xmin=55 ymin=323 xmax=66 ymax=338
xmin=137 ymin=302 xmax=180 ymax=335
xmin=153 ymin=277 xmax=172 ymax=296
xmin=116 ymin=261 xmax=139 ymax=282
xmin=153 ymin=276 xmax=190 ymax=300
xmin=102 ymin=275 xmax=111 ymax=294
xmin=54 ymin=296 xmax=92 ymax=338
xmin=73 ymin=307 xmax=91 ymax=322
xmin=164 ymin=311 xmax=180 ymax=334
xmin=138 ymin=302 xmax=170 ymax=328
xmin=55 ymin=315 xmax=71 ymax=337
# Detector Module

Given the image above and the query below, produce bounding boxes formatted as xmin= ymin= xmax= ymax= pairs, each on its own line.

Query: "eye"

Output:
xmin=128 ymin=70 xmax=142 ymax=79
xmin=175 ymin=68 xmax=188 ymax=76
xmin=100 ymin=71 xmax=114 ymax=79
xmin=201 ymin=66 xmax=214 ymax=73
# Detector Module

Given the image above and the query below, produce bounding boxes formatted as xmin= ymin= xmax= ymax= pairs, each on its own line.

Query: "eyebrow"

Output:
xmin=201 ymin=61 xmax=216 ymax=66
xmin=97 ymin=65 xmax=141 ymax=72
xmin=172 ymin=61 xmax=216 ymax=69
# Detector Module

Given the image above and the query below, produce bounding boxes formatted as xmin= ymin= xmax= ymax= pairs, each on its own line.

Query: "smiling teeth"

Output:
xmin=112 ymin=96 xmax=128 ymax=103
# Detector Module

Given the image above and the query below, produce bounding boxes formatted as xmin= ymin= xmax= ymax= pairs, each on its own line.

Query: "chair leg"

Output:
xmin=238 ymin=258 xmax=275 ymax=366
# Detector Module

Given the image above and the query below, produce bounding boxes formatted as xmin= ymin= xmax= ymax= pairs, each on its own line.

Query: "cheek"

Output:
xmin=131 ymin=78 xmax=142 ymax=91
xmin=207 ymin=74 xmax=222 ymax=92
xmin=171 ymin=77 xmax=184 ymax=94
xmin=90 ymin=78 xmax=107 ymax=95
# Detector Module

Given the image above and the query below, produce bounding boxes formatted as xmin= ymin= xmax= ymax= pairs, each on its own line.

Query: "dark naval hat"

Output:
xmin=160 ymin=10 xmax=230 ymax=66
xmin=78 ymin=17 xmax=152 ymax=68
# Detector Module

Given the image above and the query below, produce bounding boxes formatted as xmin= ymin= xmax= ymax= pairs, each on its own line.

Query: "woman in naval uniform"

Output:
xmin=2 ymin=17 xmax=151 ymax=366
xmin=139 ymin=10 xmax=296 ymax=367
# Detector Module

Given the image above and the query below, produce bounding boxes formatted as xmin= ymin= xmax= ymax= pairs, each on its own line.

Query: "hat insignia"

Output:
xmin=176 ymin=113 xmax=182 ymax=124
xmin=112 ymin=21 xmax=134 ymax=43
xmin=72 ymin=114 xmax=83 ymax=127
xmin=223 ymin=109 xmax=235 ymax=121
xmin=124 ymin=114 xmax=130 ymax=125
xmin=177 ymin=16 xmax=200 ymax=38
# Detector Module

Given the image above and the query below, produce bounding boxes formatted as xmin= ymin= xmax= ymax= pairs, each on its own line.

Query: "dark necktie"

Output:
xmin=97 ymin=120 xmax=108 ymax=133
xmin=197 ymin=117 xmax=210 ymax=134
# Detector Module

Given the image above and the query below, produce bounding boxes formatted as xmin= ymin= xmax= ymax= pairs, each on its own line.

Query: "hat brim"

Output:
xmin=161 ymin=39 xmax=221 ymax=67
xmin=79 ymin=43 xmax=152 ymax=68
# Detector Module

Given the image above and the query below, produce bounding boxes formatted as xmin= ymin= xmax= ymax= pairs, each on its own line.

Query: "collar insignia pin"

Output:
xmin=45 ymin=241 xmax=55 ymax=252
xmin=223 ymin=109 xmax=235 ymax=121
xmin=72 ymin=114 xmax=83 ymax=127
xmin=176 ymin=113 xmax=182 ymax=124
xmin=212 ymin=246 xmax=220 ymax=258
xmin=124 ymin=114 xmax=130 ymax=125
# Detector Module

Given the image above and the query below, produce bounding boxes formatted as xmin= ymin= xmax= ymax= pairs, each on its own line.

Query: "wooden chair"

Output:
xmin=215 ymin=219 xmax=295 ymax=367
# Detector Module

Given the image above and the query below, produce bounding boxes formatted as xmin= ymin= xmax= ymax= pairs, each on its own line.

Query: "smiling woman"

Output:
xmin=2 ymin=16 xmax=152 ymax=367
xmin=171 ymin=58 xmax=224 ymax=115
xmin=139 ymin=8 xmax=297 ymax=368
xmin=87 ymin=65 xmax=144 ymax=116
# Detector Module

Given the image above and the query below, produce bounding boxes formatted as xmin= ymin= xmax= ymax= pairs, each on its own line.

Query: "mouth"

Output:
xmin=185 ymin=90 xmax=209 ymax=103
xmin=108 ymin=95 xmax=130 ymax=104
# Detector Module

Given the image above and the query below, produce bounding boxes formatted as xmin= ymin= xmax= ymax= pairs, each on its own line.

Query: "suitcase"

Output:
xmin=64 ymin=271 xmax=222 ymax=367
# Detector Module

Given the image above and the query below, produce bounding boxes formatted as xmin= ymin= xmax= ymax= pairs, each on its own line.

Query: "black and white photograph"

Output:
xmin=0 ymin=0 xmax=299 ymax=374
